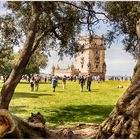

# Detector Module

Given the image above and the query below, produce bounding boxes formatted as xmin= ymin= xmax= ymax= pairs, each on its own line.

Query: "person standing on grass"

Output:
xmin=62 ymin=75 xmax=67 ymax=89
xmin=52 ymin=76 xmax=58 ymax=92
xmin=79 ymin=75 xmax=85 ymax=92
xmin=44 ymin=77 xmax=47 ymax=83
xmin=35 ymin=75 xmax=40 ymax=91
xmin=87 ymin=74 xmax=92 ymax=92
xmin=30 ymin=76 xmax=35 ymax=91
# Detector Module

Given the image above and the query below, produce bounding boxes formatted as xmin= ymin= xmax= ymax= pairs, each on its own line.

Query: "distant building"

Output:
xmin=52 ymin=34 xmax=106 ymax=78
xmin=51 ymin=64 xmax=80 ymax=77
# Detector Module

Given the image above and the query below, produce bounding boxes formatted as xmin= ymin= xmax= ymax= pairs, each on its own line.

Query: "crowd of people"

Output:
xmin=28 ymin=74 xmax=100 ymax=92
xmin=0 ymin=74 xmax=132 ymax=93
xmin=50 ymin=74 xmax=93 ymax=92
xmin=78 ymin=74 xmax=92 ymax=92
xmin=29 ymin=75 xmax=41 ymax=92
xmin=106 ymin=75 xmax=131 ymax=81
xmin=28 ymin=74 xmax=132 ymax=92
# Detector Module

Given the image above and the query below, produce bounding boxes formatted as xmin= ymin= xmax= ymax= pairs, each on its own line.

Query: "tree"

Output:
xmin=0 ymin=47 xmax=48 ymax=77
xmin=0 ymin=1 xmax=106 ymax=138
xmin=97 ymin=2 xmax=140 ymax=138
xmin=0 ymin=1 xmax=81 ymax=109
xmin=15 ymin=48 xmax=48 ymax=75
xmin=0 ymin=47 xmax=14 ymax=76
xmin=3 ymin=1 xmax=140 ymax=139
xmin=0 ymin=1 xmax=106 ymax=110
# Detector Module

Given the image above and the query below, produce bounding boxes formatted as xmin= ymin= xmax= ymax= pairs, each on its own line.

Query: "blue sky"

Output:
xmin=0 ymin=1 xmax=137 ymax=76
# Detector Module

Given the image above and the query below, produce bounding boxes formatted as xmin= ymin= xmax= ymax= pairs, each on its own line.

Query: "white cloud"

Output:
xmin=107 ymin=59 xmax=133 ymax=64
xmin=0 ymin=1 xmax=11 ymax=16
xmin=105 ymin=46 xmax=136 ymax=76
xmin=0 ymin=10 xmax=7 ymax=16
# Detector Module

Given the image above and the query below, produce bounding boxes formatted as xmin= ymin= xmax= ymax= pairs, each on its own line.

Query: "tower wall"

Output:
xmin=75 ymin=34 xmax=106 ymax=76
xmin=51 ymin=34 xmax=106 ymax=77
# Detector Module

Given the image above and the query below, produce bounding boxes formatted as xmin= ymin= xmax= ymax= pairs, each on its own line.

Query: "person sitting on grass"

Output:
xmin=52 ymin=76 xmax=58 ymax=92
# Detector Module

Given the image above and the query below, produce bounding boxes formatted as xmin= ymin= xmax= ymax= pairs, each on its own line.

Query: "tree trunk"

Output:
xmin=97 ymin=19 xmax=140 ymax=139
xmin=97 ymin=68 xmax=140 ymax=138
xmin=0 ymin=109 xmax=76 ymax=139
xmin=0 ymin=3 xmax=40 ymax=109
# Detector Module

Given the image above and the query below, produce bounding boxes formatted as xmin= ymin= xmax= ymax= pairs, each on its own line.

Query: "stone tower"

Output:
xmin=75 ymin=34 xmax=106 ymax=79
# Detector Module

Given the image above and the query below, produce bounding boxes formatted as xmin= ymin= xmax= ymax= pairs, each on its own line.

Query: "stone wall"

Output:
xmin=52 ymin=34 xmax=106 ymax=77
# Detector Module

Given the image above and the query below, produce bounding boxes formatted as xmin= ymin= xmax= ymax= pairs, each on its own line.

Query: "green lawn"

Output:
xmin=0 ymin=80 xmax=130 ymax=128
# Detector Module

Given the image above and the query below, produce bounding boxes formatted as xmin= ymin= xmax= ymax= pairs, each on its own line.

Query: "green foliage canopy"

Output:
xmin=0 ymin=1 xmax=108 ymax=57
xmin=0 ymin=2 xmax=82 ymax=57
xmin=12 ymin=48 xmax=48 ymax=75
xmin=0 ymin=47 xmax=14 ymax=75
xmin=104 ymin=1 xmax=140 ymax=58
xmin=25 ymin=48 xmax=48 ymax=74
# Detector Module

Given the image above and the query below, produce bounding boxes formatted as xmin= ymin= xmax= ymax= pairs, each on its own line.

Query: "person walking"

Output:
xmin=62 ymin=75 xmax=67 ymax=89
xmin=44 ymin=77 xmax=47 ymax=83
xmin=52 ymin=76 xmax=58 ymax=92
xmin=30 ymin=76 xmax=35 ymax=91
xmin=87 ymin=74 xmax=92 ymax=91
xmin=79 ymin=75 xmax=85 ymax=92
xmin=35 ymin=75 xmax=40 ymax=91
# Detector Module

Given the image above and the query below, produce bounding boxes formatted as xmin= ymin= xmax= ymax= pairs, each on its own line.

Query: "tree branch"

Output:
xmin=59 ymin=1 xmax=109 ymax=19
xmin=79 ymin=20 xmax=99 ymax=25
xmin=31 ymin=29 xmax=49 ymax=53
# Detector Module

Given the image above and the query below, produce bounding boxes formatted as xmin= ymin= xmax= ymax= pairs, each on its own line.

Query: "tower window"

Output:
xmin=96 ymin=51 xmax=98 ymax=54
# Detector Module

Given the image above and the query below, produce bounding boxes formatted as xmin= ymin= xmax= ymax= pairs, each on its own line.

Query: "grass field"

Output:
xmin=0 ymin=80 xmax=131 ymax=128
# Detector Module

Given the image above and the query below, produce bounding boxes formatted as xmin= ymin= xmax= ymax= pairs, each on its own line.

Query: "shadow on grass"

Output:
xmin=82 ymin=90 xmax=100 ymax=93
xmin=10 ymin=105 xmax=28 ymax=114
xmin=56 ymin=91 xmax=65 ymax=93
xmin=10 ymin=104 xmax=114 ymax=127
xmin=38 ymin=90 xmax=49 ymax=92
xmin=92 ymin=89 xmax=100 ymax=92
xmin=43 ymin=104 xmax=114 ymax=125
xmin=13 ymin=92 xmax=54 ymax=99
xmin=19 ymin=82 xmax=51 ymax=85
xmin=18 ymin=82 xmax=30 ymax=84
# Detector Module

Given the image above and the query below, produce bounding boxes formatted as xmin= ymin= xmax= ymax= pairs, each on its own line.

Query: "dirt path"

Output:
xmin=72 ymin=123 xmax=100 ymax=138
xmin=49 ymin=123 xmax=100 ymax=139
